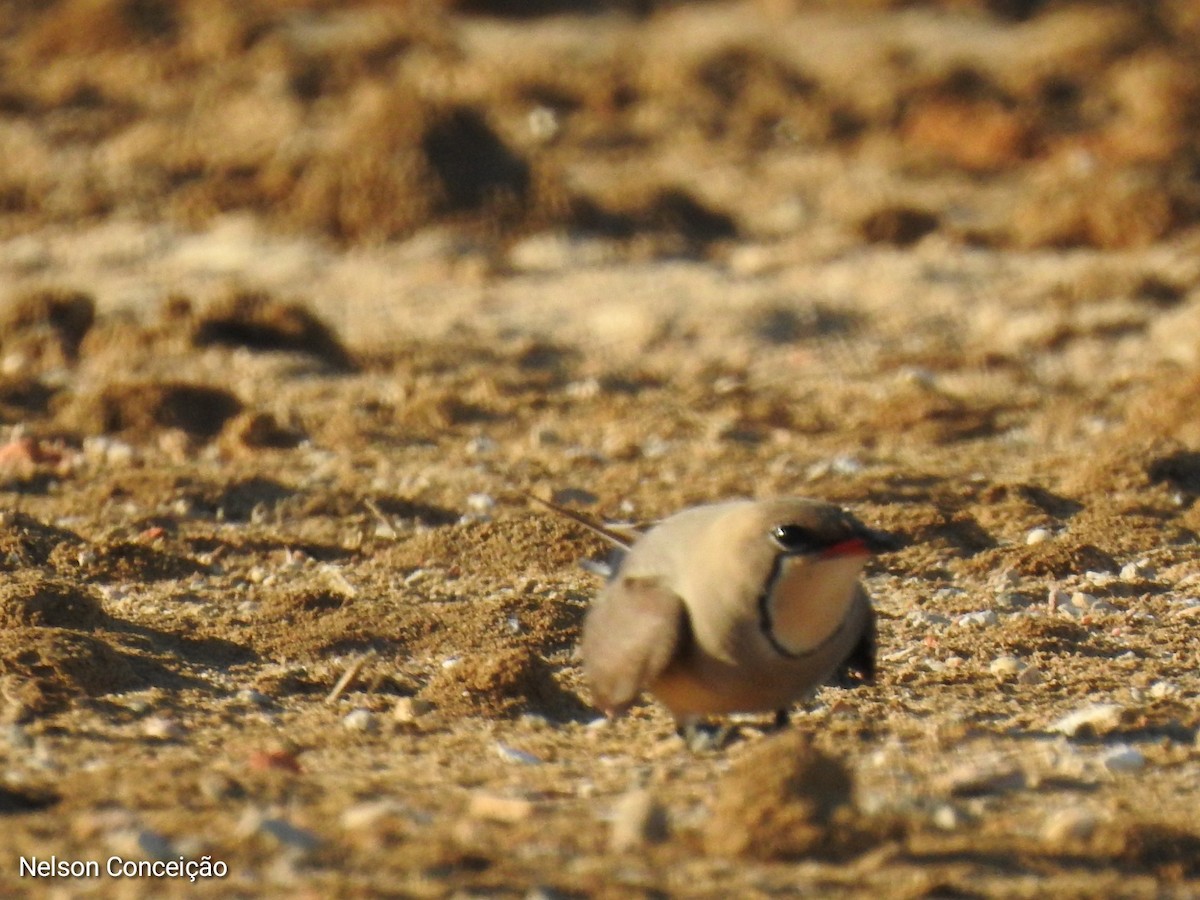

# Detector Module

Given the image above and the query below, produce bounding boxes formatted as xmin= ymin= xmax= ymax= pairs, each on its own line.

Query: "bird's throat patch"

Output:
xmin=761 ymin=554 xmax=867 ymax=656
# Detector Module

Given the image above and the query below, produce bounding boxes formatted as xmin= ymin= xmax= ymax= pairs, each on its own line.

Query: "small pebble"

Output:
xmin=900 ymin=366 xmax=937 ymax=388
xmin=255 ymin=816 xmax=323 ymax=854
xmin=247 ymin=749 xmax=303 ymax=773
xmin=1026 ymin=528 xmax=1052 ymax=545
xmin=341 ymin=800 xmax=406 ymax=830
xmin=142 ymin=717 xmax=185 ymax=740
xmin=831 ymin=455 xmax=864 ymax=475
xmin=342 ymin=709 xmax=377 ymax=733
xmin=1017 ymin=665 xmax=1045 ymax=685
xmin=1084 ymin=571 xmax=1117 ymax=588
xmin=1119 ymin=562 xmax=1145 ymax=581
xmin=198 ymin=773 xmax=245 ymax=802
xmin=992 ymin=568 xmax=1020 ymax=588
xmin=1050 ymin=703 xmax=1125 ymax=738
xmin=466 ymin=493 xmax=495 ymax=513
xmin=1100 ymin=745 xmax=1145 ymax=773
xmin=932 ymin=804 xmax=965 ymax=831
xmin=393 ymin=697 xmax=433 ymax=722
xmin=993 ymin=591 xmax=1027 ymax=610
xmin=106 ymin=827 xmax=175 ymax=860
xmin=136 ymin=829 xmax=177 ymax=861
xmin=530 ymin=426 xmax=562 ymax=447
xmin=565 ymin=378 xmax=602 ymax=399
xmin=495 ymin=743 xmax=542 ymax=765
xmin=1148 ymin=680 xmax=1177 ymax=699
xmin=236 ymin=689 xmax=274 ymax=709
xmin=465 ymin=436 xmax=497 ymax=455
xmin=2 ymin=724 xmax=33 ymax=750
xmin=1070 ymin=592 xmax=1097 ymax=610
xmin=467 ymin=793 xmax=535 ymax=824
xmin=1043 ymin=807 xmax=1099 ymax=842
xmin=955 ymin=610 xmax=999 ymax=629
xmin=989 ymin=657 xmax=1026 ymax=677
xmin=908 ymin=610 xmax=950 ymax=628
xmin=609 ymin=790 xmax=669 ymax=852
xmin=641 ymin=437 xmax=671 ymax=459
xmin=321 ymin=566 xmax=357 ymax=598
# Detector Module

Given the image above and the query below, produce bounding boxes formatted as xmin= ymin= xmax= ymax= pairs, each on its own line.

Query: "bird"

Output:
xmin=525 ymin=493 xmax=898 ymax=730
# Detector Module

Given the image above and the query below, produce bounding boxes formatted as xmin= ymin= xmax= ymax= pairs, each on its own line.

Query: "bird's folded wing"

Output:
xmin=581 ymin=577 xmax=686 ymax=715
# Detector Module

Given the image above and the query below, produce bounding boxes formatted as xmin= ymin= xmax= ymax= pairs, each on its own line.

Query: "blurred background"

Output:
xmin=2 ymin=0 xmax=1199 ymax=259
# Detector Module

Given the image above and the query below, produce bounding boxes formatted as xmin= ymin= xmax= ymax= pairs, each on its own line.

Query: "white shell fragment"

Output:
xmin=1025 ymin=528 xmax=1052 ymax=545
xmin=141 ymin=717 xmax=185 ymax=740
xmin=495 ymin=743 xmax=542 ymax=765
xmin=342 ymin=709 xmax=377 ymax=732
xmin=955 ymin=610 xmax=999 ymax=629
xmin=1100 ymin=745 xmax=1145 ymax=773
xmin=908 ymin=610 xmax=950 ymax=628
xmin=989 ymin=656 xmax=1027 ymax=677
xmin=1049 ymin=703 xmax=1126 ymax=738
xmin=1148 ymin=680 xmax=1177 ymax=699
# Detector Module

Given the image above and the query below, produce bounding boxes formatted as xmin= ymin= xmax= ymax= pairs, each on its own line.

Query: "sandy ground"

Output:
xmin=3 ymin=0 xmax=1200 ymax=896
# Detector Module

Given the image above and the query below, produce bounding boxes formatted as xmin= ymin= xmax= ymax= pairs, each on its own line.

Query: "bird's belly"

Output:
xmin=648 ymin=654 xmax=838 ymax=718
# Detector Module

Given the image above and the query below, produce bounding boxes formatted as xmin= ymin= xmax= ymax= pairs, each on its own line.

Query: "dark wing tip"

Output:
xmin=828 ymin=605 xmax=876 ymax=688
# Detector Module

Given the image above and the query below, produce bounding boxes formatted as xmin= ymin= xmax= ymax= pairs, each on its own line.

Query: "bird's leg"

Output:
xmin=675 ymin=718 xmax=732 ymax=753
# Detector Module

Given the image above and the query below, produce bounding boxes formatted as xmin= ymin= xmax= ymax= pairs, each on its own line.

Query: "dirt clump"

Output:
xmin=858 ymin=206 xmax=941 ymax=246
xmin=704 ymin=731 xmax=874 ymax=859
xmin=0 ymin=628 xmax=140 ymax=721
xmin=59 ymin=381 xmax=243 ymax=440
xmin=420 ymin=646 xmax=584 ymax=719
xmin=0 ymin=511 xmax=86 ymax=571
xmin=959 ymin=538 xmax=1116 ymax=579
xmin=288 ymin=92 xmax=539 ymax=242
xmin=0 ymin=576 xmax=105 ymax=631
xmin=0 ymin=376 xmax=56 ymax=421
xmin=0 ymin=287 xmax=95 ymax=369
xmin=64 ymin=539 xmax=205 ymax=583
xmin=191 ymin=290 xmax=356 ymax=371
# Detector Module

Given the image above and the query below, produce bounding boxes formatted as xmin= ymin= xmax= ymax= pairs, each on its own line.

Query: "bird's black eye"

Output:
xmin=771 ymin=524 xmax=820 ymax=553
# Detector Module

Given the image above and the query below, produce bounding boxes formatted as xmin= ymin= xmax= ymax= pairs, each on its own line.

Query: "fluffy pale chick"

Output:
xmin=530 ymin=496 xmax=895 ymax=724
